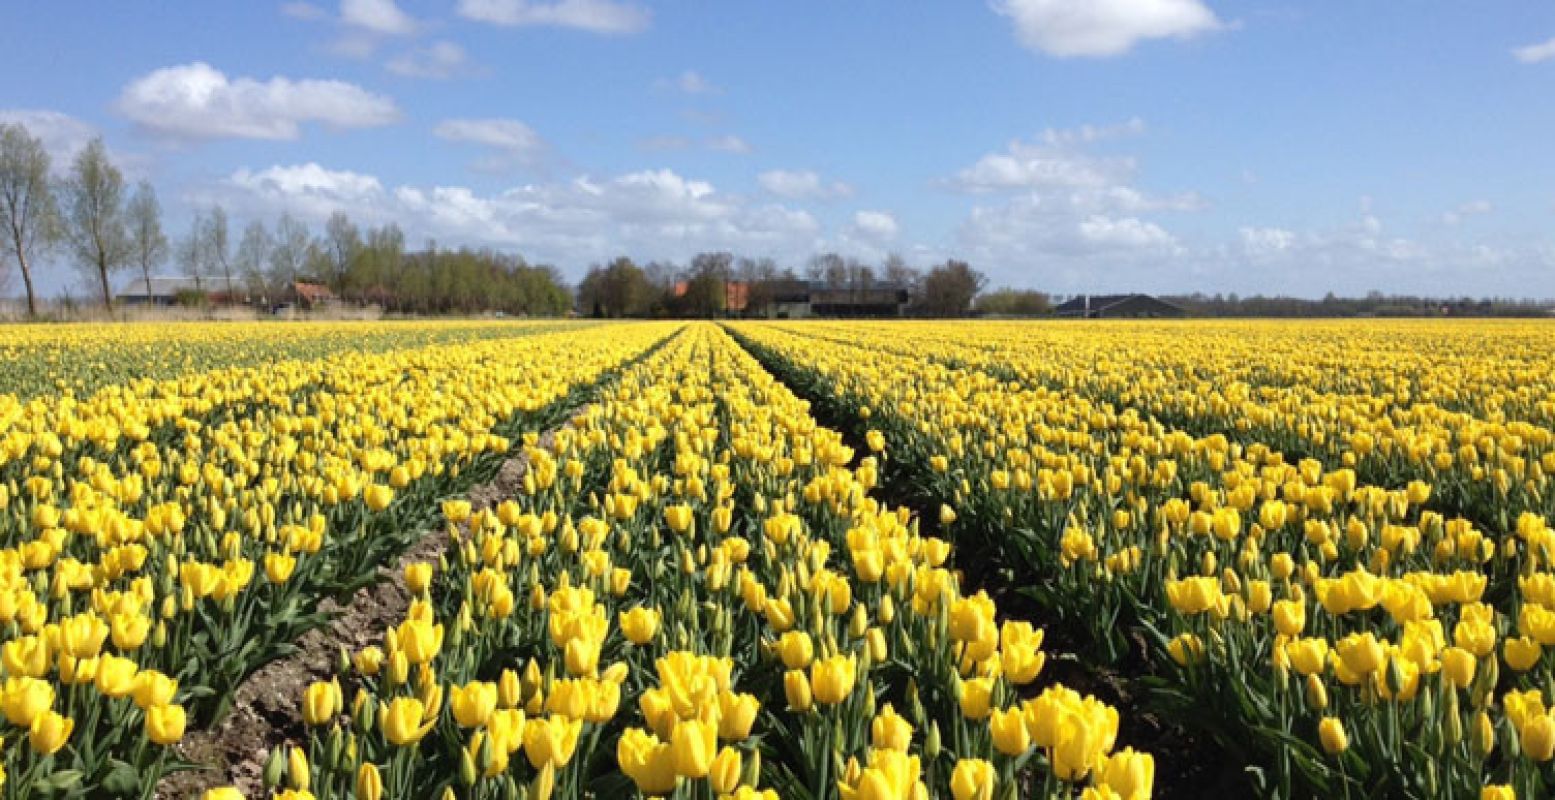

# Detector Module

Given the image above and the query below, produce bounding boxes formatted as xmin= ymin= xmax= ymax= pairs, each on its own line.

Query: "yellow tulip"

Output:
xmin=357 ymin=763 xmax=384 ymax=800
xmin=949 ymin=758 xmax=995 ymax=800
xmin=1318 ymin=717 xmax=1348 ymax=756
xmin=146 ymin=703 xmax=187 ymax=745
xmin=2 ymin=676 xmax=55 ymax=727
xmin=671 ymin=718 xmax=717 ymax=778
xmin=451 ymin=681 xmax=498 ymax=728
xmin=619 ymin=606 xmax=660 ymax=646
xmin=382 ymin=697 xmax=436 ymax=746
xmin=28 ymin=710 xmax=74 ymax=755
xmin=783 ymin=669 xmax=812 ymax=712
xmin=302 ymin=679 xmax=343 ymax=726
xmin=777 ymin=631 xmax=815 ymax=670
xmin=810 ymin=654 xmax=857 ymax=705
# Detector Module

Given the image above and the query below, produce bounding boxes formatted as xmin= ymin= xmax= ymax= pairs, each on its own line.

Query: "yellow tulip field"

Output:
xmin=4 ymin=318 xmax=1555 ymax=800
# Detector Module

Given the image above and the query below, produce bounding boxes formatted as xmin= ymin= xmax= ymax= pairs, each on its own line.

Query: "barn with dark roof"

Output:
xmin=1053 ymin=294 xmax=1186 ymax=319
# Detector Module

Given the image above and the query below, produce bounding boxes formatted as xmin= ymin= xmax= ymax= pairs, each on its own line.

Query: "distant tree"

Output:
xmin=0 ymin=122 xmax=59 ymax=317
xmin=881 ymin=252 xmax=921 ymax=297
xmin=235 ymin=220 xmax=273 ymax=299
xmin=268 ymin=213 xmax=311 ymax=291
xmin=976 ymin=287 xmax=1050 ymax=316
xmin=204 ymin=205 xmax=234 ymax=297
xmin=810 ymin=252 xmax=846 ymax=289
xmin=917 ymin=259 xmax=986 ymax=317
xmin=577 ymin=256 xmax=652 ymax=317
xmin=679 ymin=251 xmax=732 ymax=317
xmin=61 ymin=137 xmax=130 ymax=309
xmin=324 ymin=210 xmax=361 ymax=294
xmin=125 ymin=181 xmax=168 ymax=301
xmin=176 ymin=212 xmax=209 ymax=294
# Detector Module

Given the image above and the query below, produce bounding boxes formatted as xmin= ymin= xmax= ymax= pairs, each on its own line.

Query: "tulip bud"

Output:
xmin=1304 ymin=674 xmax=1327 ymax=711
xmin=263 ymin=746 xmax=287 ymax=788
xmin=287 ymin=746 xmax=309 ymax=791
xmin=460 ymin=748 xmax=478 ymax=786
xmin=356 ymin=763 xmax=383 ymax=800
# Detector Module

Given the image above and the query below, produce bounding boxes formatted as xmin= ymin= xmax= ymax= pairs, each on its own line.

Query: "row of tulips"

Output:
xmin=730 ymin=320 xmax=1555 ymax=799
xmin=0 ymin=320 xmax=577 ymax=400
xmin=0 ymin=322 xmax=674 ymax=797
xmin=257 ymin=322 xmax=1152 ymax=800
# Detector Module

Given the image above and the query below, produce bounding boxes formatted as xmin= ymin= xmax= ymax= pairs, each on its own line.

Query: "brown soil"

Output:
xmin=156 ymin=426 xmax=567 ymax=799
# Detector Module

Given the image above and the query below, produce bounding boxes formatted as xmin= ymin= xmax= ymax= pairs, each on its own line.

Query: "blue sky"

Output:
xmin=2 ymin=0 xmax=1553 ymax=298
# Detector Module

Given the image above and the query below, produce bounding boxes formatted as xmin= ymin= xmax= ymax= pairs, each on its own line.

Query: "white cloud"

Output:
xmin=1239 ymin=226 xmax=1296 ymax=255
xmin=0 ymin=109 xmax=151 ymax=179
xmin=1077 ymin=215 xmax=1177 ymax=250
xmin=435 ymin=118 xmax=543 ymax=153
xmin=1513 ymin=36 xmax=1555 ymax=64
xmin=655 ymin=70 xmax=717 ymax=94
xmin=204 ymin=163 xmax=829 ymax=269
xmin=434 ymin=118 xmax=547 ymax=171
xmin=1441 ymin=199 xmax=1492 ymax=226
xmin=387 ymin=41 xmax=472 ymax=78
xmin=227 ymin=163 xmax=387 ymax=220
xmin=852 ymin=211 xmax=899 ymax=240
xmin=281 ymin=1 xmax=328 ymax=20
xmin=341 ymin=0 xmax=417 ymax=34
xmin=707 ymin=135 xmax=751 ymax=154
xmin=757 ymin=170 xmax=853 ymax=200
xmin=0 ymin=110 xmax=99 ymax=170
xmin=116 ymin=62 xmax=399 ymax=140
xmin=456 ymin=0 xmax=649 ymax=34
xmin=950 ymin=134 xmax=1136 ymax=193
xmin=994 ymin=0 xmax=1222 ymax=58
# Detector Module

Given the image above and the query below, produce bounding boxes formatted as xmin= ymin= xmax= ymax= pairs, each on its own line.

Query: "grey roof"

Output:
xmin=117 ymin=276 xmax=204 ymax=297
xmin=1054 ymin=293 xmax=1184 ymax=314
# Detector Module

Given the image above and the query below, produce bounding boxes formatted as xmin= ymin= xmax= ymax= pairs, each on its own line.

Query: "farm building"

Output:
xmin=283 ymin=281 xmax=338 ymax=311
xmin=117 ymin=276 xmax=218 ymax=306
xmin=1054 ymin=294 xmax=1186 ymax=319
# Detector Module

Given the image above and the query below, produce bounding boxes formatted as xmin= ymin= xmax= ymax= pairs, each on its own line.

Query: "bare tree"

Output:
xmin=204 ymin=205 xmax=234 ymax=297
xmin=268 ymin=213 xmax=311 ymax=291
xmin=235 ymin=220 xmax=272 ymax=299
xmin=125 ymin=181 xmax=167 ymax=301
xmin=176 ymin=211 xmax=208 ymax=294
xmin=0 ymin=123 xmax=59 ymax=317
xmin=324 ymin=210 xmax=361 ymax=294
xmin=61 ymin=138 xmax=130 ymax=309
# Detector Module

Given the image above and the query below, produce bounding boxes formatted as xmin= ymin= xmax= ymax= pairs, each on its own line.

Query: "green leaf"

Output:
xmin=102 ymin=762 xmax=140 ymax=796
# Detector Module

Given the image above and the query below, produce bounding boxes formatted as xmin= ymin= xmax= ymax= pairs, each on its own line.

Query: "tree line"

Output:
xmin=0 ymin=122 xmax=574 ymax=317
xmin=575 ymin=252 xmax=993 ymax=318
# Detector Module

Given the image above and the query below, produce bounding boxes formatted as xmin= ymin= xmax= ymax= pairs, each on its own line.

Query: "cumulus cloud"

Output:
xmin=1077 ymin=215 xmax=1177 ymax=250
xmin=757 ymin=170 xmax=853 ymax=200
xmin=994 ymin=0 xmax=1222 ymax=58
xmin=456 ymin=0 xmax=649 ymax=34
xmin=203 ymin=163 xmax=827 ymax=269
xmin=341 ymin=0 xmax=417 ymax=34
xmin=950 ymin=120 xmax=1212 ymax=289
xmin=1238 ymin=226 xmax=1296 ymax=255
xmin=949 ymin=131 xmax=1140 ymax=193
xmin=387 ymin=41 xmax=473 ymax=78
xmin=851 ymin=211 xmax=899 ymax=240
xmin=1513 ymin=36 xmax=1555 ymax=64
xmin=116 ymin=62 xmax=399 ymax=140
